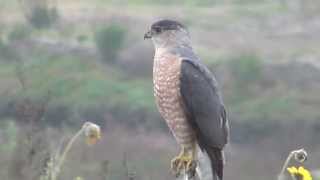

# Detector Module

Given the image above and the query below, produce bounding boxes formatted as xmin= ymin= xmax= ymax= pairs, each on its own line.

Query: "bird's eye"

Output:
xmin=154 ymin=27 xmax=162 ymax=33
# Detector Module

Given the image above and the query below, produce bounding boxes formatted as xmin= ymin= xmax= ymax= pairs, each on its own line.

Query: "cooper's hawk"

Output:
xmin=144 ymin=20 xmax=229 ymax=180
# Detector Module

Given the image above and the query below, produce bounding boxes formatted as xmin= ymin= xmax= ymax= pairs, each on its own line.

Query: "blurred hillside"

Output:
xmin=0 ymin=0 xmax=320 ymax=180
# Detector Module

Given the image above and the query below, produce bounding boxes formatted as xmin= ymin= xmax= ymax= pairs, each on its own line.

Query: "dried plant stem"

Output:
xmin=278 ymin=149 xmax=307 ymax=180
xmin=51 ymin=125 xmax=86 ymax=180
xmin=279 ymin=151 xmax=295 ymax=178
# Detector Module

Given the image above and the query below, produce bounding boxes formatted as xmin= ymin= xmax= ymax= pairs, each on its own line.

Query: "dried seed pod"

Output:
xmin=294 ymin=149 xmax=307 ymax=163
xmin=83 ymin=122 xmax=101 ymax=145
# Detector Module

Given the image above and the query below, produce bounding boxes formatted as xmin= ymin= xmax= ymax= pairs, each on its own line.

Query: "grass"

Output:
xmin=231 ymin=1 xmax=287 ymax=17
xmin=17 ymin=55 xmax=153 ymax=109
xmin=231 ymin=94 xmax=297 ymax=121
xmin=0 ymin=43 xmax=155 ymax=112
xmin=0 ymin=120 xmax=17 ymax=152
xmin=1 ymin=37 xmax=319 ymax=125
xmin=0 ymin=0 xmax=318 ymax=131
xmin=0 ymin=1 xmax=319 ymax=180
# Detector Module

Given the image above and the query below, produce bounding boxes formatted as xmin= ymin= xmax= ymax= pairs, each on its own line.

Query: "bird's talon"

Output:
xmin=186 ymin=161 xmax=197 ymax=178
xmin=170 ymin=151 xmax=196 ymax=177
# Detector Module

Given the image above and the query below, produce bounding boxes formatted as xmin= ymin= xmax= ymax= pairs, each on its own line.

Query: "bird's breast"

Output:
xmin=153 ymin=53 xmax=195 ymax=148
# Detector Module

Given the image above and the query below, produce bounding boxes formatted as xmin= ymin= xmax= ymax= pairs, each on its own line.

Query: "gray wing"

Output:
xmin=180 ymin=59 xmax=229 ymax=149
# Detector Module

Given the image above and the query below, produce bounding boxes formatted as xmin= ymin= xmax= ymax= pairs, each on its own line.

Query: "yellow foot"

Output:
xmin=170 ymin=148 xmax=196 ymax=177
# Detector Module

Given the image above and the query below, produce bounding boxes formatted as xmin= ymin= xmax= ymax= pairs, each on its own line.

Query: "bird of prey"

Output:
xmin=144 ymin=19 xmax=229 ymax=180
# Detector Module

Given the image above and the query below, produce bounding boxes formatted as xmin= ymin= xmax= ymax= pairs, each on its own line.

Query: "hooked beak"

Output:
xmin=144 ymin=30 xmax=152 ymax=39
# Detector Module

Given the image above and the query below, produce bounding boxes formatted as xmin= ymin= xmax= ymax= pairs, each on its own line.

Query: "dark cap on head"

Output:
xmin=151 ymin=19 xmax=185 ymax=31
xmin=144 ymin=19 xmax=186 ymax=39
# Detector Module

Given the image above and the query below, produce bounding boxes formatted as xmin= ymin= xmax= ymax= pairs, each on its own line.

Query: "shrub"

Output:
xmin=27 ymin=6 xmax=58 ymax=29
xmin=76 ymin=34 xmax=88 ymax=44
xmin=228 ymin=54 xmax=262 ymax=90
xmin=94 ymin=24 xmax=126 ymax=63
xmin=0 ymin=39 xmax=17 ymax=61
xmin=8 ymin=24 xmax=32 ymax=42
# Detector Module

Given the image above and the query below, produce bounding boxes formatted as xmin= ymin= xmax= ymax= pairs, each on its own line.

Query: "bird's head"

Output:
xmin=144 ymin=19 xmax=191 ymax=49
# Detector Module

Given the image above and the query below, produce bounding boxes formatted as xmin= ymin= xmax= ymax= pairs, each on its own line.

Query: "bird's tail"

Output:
xmin=207 ymin=148 xmax=224 ymax=180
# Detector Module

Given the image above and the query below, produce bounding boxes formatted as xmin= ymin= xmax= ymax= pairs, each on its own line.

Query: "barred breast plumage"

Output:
xmin=153 ymin=50 xmax=195 ymax=149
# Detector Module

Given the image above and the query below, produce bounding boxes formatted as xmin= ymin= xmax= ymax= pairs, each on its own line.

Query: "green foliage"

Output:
xmin=231 ymin=95 xmax=296 ymax=122
xmin=232 ymin=0 xmax=271 ymax=4
xmin=110 ymin=0 xmax=216 ymax=6
xmin=27 ymin=7 xmax=58 ymax=29
xmin=1 ymin=49 xmax=155 ymax=126
xmin=8 ymin=24 xmax=31 ymax=42
xmin=228 ymin=54 xmax=262 ymax=93
xmin=183 ymin=0 xmax=216 ymax=6
xmin=0 ymin=39 xmax=16 ymax=61
xmin=76 ymin=34 xmax=88 ymax=43
xmin=94 ymin=24 xmax=126 ymax=63
xmin=0 ymin=120 xmax=17 ymax=152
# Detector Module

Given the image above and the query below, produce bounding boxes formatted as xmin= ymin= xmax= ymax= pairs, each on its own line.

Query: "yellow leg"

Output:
xmin=170 ymin=143 xmax=196 ymax=177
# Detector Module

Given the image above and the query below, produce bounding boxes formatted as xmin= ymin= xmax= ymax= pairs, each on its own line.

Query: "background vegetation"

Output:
xmin=0 ymin=0 xmax=319 ymax=179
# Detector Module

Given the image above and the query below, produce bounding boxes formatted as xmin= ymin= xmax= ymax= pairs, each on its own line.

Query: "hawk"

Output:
xmin=144 ymin=19 xmax=229 ymax=180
